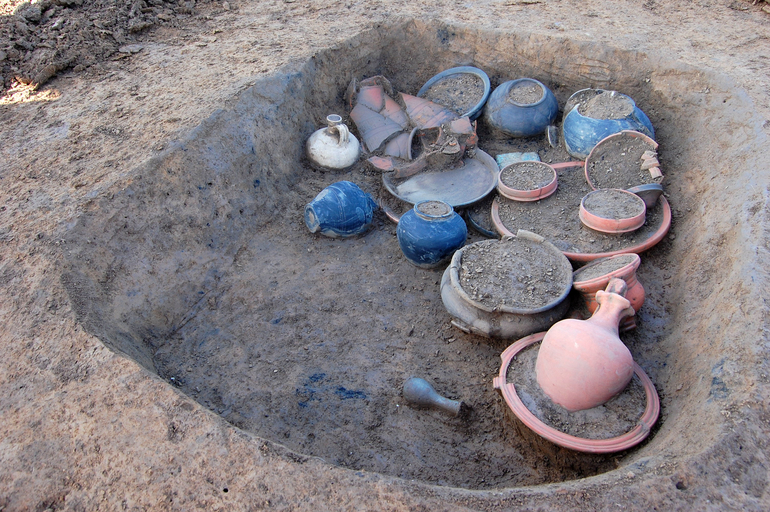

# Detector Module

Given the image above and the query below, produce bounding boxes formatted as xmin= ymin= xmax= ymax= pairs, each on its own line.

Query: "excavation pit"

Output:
xmin=61 ymin=20 xmax=767 ymax=491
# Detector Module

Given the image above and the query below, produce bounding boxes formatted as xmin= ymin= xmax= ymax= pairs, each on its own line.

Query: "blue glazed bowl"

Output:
xmin=397 ymin=200 xmax=467 ymax=269
xmin=482 ymin=78 xmax=559 ymax=138
xmin=304 ymin=181 xmax=378 ymax=238
xmin=417 ymin=66 xmax=491 ymax=121
xmin=562 ymin=89 xmax=655 ymax=159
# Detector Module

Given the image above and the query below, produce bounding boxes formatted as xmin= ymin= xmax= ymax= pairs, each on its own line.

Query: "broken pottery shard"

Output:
xmin=448 ymin=116 xmax=478 ymax=146
xmin=381 ymin=94 xmax=410 ymax=129
xmin=367 ymin=155 xmax=427 ymax=179
xmin=383 ymin=132 xmax=413 ymax=160
xmin=350 ymin=103 xmax=404 ymax=153
xmin=640 ymin=157 xmax=660 ymax=171
xmin=367 ymin=155 xmax=398 ymax=172
xmin=356 ymin=84 xmax=386 ymax=112
xmin=640 ymin=150 xmax=660 ymax=171
xmin=399 ymin=93 xmax=458 ymax=129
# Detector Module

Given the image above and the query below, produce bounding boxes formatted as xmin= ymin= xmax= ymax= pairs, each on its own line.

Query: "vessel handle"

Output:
xmin=329 ymin=124 xmax=350 ymax=146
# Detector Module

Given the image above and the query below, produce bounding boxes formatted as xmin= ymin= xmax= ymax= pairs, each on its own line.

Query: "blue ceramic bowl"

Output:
xmin=562 ymin=89 xmax=655 ymax=159
xmin=417 ymin=66 xmax=491 ymax=120
xmin=482 ymin=78 xmax=559 ymax=138
xmin=304 ymin=181 xmax=378 ymax=238
xmin=397 ymin=200 xmax=467 ymax=269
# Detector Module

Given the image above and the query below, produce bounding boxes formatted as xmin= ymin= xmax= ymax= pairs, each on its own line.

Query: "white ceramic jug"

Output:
xmin=306 ymin=114 xmax=360 ymax=170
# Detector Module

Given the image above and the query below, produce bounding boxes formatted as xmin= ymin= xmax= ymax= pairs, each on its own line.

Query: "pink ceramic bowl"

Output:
xmin=497 ymin=161 xmax=558 ymax=202
xmin=579 ymin=189 xmax=646 ymax=234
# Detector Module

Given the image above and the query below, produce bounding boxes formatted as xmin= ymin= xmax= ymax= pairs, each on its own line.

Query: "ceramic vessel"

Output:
xmin=304 ymin=181 xmax=378 ymax=238
xmin=497 ymin=161 xmax=558 ymax=202
xmin=306 ymin=114 xmax=361 ymax=170
xmin=493 ymin=331 xmax=660 ymax=453
xmin=573 ymin=253 xmax=644 ymax=331
xmin=535 ymin=278 xmax=636 ymax=412
xmin=579 ymin=189 xmax=647 ymax=234
xmin=490 ymin=194 xmax=673 ymax=263
xmin=562 ymin=89 xmax=655 ymax=159
xmin=397 ymin=200 xmax=467 ymax=268
xmin=584 ymin=130 xmax=662 ymax=191
xmin=440 ymin=231 xmax=572 ymax=339
xmin=628 ymin=183 xmax=664 ymax=208
xmin=399 ymin=93 xmax=459 ymax=130
xmin=483 ymin=78 xmax=559 ymax=138
xmin=403 ymin=377 xmax=462 ymax=416
xmin=417 ymin=66 xmax=491 ymax=120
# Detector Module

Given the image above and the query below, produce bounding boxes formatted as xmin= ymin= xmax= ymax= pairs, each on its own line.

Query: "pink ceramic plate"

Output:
xmin=490 ymin=195 xmax=672 ymax=263
xmin=493 ymin=332 xmax=660 ymax=454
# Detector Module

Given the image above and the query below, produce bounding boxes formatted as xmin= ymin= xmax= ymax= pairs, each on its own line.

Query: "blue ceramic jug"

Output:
xmin=397 ymin=200 xmax=467 ymax=268
xmin=482 ymin=78 xmax=559 ymax=138
xmin=562 ymin=89 xmax=655 ymax=159
xmin=304 ymin=181 xmax=378 ymax=238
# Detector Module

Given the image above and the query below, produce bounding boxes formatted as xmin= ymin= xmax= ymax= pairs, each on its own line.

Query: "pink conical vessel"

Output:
xmin=535 ymin=278 xmax=636 ymax=412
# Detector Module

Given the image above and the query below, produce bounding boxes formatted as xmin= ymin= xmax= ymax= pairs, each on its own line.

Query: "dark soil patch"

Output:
xmin=578 ymin=90 xmax=635 ymax=120
xmin=582 ymin=189 xmax=646 ymax=219
xmin=500 ymin=161 xmax=555 ymax=191
xmin=506 ymin=341 xmax=647 ymax=439
xmin=458 ymin=238 xmax=570 ymax=310
xmin=420 ymin=72 xmax=485 ymax=116
xmin=586 ymin=133 xmax=662 ymax=189
xmin=509 ymin=80 xmax=543 ymax=104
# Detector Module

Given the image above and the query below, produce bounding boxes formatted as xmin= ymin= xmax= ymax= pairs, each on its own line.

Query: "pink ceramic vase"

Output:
xmin=535 ymin=278 xmax=636 ymax=412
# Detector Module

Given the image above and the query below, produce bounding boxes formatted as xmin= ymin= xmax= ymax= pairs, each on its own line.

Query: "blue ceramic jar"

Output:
xmin=397 ymin=200 xmax=467 ymax=269
xmin=482 ymin=78 xmax=559 ymax=138
xmin=562 ymin=89 xmax=655 ymax=159
xmin=304 ymin=181 xmax=378 ymax=238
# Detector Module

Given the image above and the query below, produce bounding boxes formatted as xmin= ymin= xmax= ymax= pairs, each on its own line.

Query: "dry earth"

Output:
xmin=2 ymin=0 xmax=770 ymax=510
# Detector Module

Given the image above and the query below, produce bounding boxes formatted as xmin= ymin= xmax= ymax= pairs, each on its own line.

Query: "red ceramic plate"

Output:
xmin=493 ymin=332 xmax=660 ymax=454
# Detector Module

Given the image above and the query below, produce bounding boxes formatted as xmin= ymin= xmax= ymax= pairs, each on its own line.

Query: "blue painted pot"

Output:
xmin=304 ymin=181 xmax=378 ymax=238
xmin=397 ymin=200 xmax=467 ymax=269
xmin=562 ymin=89 xmax=655 ymax=159
xmin=482 ymin=78 xmax=559 ymax=138
xmin=417 ymin=66 xmax=491 ymax=121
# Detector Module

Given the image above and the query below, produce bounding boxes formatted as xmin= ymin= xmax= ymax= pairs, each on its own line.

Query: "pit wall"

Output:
xmin=62 ymin=19 xmax=769 ymax=486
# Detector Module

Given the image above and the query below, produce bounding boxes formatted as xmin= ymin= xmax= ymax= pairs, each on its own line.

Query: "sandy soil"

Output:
xmin=2 ymin=0 xmax=770 ymax=511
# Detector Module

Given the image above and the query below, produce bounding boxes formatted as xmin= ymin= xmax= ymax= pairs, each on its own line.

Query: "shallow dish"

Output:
xmin=584 ymin=130 xmax=663 ymax=191
xmin=493 ymin=332 xmax=660 ymax=453
xmin=382 ymin=149 xmax=498 ymax=207
xmin=417 ymin=66 xmax=491 ymax=120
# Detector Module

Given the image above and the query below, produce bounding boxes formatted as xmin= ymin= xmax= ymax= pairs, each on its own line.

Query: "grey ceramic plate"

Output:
xmin=382 ymin=149 xmax=498 ymax=208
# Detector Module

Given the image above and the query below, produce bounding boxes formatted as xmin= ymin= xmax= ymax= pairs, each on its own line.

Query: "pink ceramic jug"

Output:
xmin=535 ymin=278 xmax=636 ymax=412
